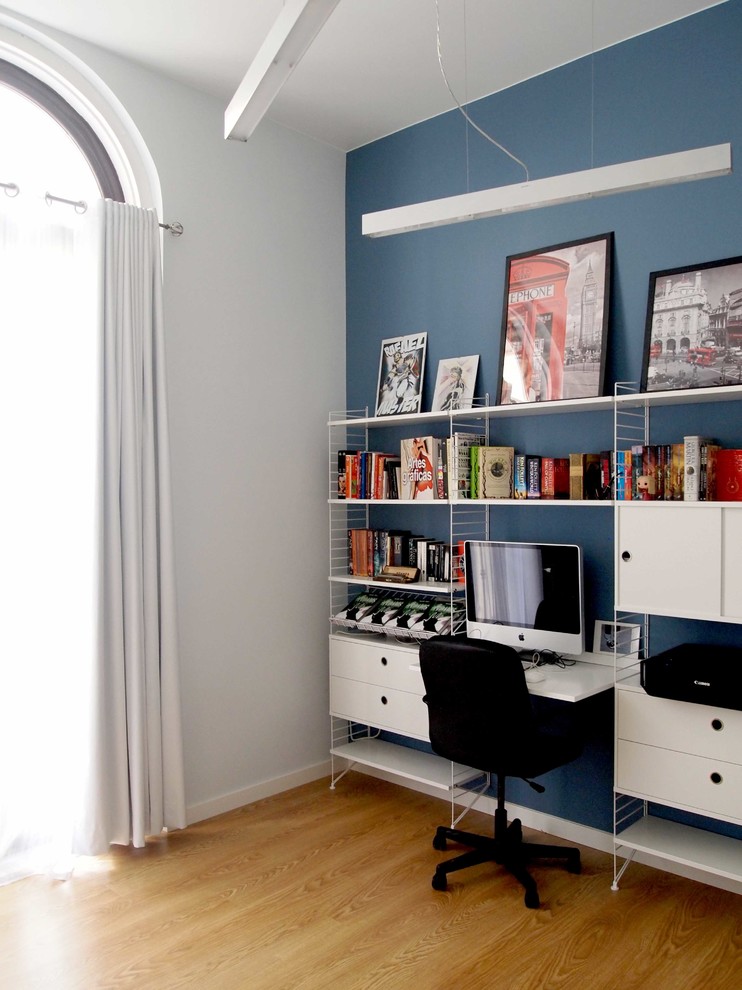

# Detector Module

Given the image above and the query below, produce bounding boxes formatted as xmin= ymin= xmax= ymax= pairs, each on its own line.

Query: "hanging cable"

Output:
xmin=435 ymin=0 xmax=529 ymax=182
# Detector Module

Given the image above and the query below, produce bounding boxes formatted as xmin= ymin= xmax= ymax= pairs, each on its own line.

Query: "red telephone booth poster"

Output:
xmin=498 ymin=234 xmax=613 ymax=404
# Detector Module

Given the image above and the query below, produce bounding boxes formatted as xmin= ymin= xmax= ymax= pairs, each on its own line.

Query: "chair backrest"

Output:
xmin=419 ymin=635 xmax=536 ymax=771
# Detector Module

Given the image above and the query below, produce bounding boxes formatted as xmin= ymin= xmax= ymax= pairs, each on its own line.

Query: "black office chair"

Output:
xmin=419 ymin=635 xmax=583 ymax=908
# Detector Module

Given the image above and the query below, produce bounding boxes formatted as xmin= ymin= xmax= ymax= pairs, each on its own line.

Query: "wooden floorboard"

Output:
xmin=1 ymin=775 xmax=741 ymax=989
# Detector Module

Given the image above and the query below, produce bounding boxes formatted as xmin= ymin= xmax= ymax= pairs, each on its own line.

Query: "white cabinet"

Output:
xmin=616 ymin=689 xmax=742 ymax=824
xmin=330 ymin=634 xmax=429 ymax=740
xmin=615 ymin=503 xmax=742 ymax=622
xmin=329 ymin=632 xmax=479 ymax=792
xmin=612 ymin=385 xmax=742 ymax=893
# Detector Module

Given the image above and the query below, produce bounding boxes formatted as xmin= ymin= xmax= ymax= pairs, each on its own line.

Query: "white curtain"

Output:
xmin=0 ymin=196 xmax=185 ymax=883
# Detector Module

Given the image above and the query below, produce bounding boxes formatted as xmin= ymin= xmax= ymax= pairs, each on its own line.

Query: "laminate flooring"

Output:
xmin=1 ymin=775 xmax=740 ymax=990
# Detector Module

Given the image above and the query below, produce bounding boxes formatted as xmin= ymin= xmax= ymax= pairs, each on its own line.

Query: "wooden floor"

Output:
xmin=1 ymin=775 xmax=741 ymax=990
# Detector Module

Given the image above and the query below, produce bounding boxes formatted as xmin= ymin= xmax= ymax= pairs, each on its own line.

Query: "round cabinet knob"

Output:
xmin=710 ymin=772 xmax=723 ymax=784
xmin=621 ymin=551 xmax=632 ymax=562
xmin=711 ymin=718 xmax=724 ymax=731
xmin=381 ymin=656 xmax=388 ymax=666
xmin=381 ymin=695 xmax=388 ymax=705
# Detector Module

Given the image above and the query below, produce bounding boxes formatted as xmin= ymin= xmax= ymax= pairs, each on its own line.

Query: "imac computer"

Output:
xmin=464 ymin=540 xmax=585 ymax=657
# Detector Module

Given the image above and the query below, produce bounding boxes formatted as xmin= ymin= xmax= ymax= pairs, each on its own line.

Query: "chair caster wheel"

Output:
xmin=524 ymin=888 xmax=540 ymax=909
xmin=433 ymin=833 xmax=447 ymax=851
xmin=432 ymin=872 xmax=448 ymax=891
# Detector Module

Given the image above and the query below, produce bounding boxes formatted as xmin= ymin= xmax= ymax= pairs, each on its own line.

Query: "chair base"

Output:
xmin=431 ymin=818 xmax=581 ymax=909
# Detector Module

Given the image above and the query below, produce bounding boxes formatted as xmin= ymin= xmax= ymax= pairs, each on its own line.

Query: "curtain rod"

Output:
xmin=1 ymin=182 xmax=184 ymax=236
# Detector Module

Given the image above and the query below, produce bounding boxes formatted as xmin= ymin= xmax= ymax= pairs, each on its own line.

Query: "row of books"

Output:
xmin=333 ymin=588 xmax=465 ymax=637
xmin=618 ymin=437 xmax=741 ymax=501
xmin=348 ymin=528 xmax=457 ymax=583
xmin=338 ymin=436 xmax=613 ymax=501
xmin=339 ymin=435 xmax=742 ymax=502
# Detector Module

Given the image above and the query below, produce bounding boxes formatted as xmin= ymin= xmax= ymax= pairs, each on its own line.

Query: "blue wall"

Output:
xmin=345 ymin=1 xmax=742 ymax=833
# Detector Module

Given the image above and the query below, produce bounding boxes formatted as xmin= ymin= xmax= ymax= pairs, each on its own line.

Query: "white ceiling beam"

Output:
xmin=362 ymin=143 xmax=733 ymax=237
xmin=225 ymin=0 xmax=341 ymax=141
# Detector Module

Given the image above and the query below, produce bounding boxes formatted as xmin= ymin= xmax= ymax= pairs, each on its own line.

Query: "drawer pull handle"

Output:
xmin=381 ymin=695 xmax=388 ymax=705
xmin=621 ymin=550 xmax=632 ymax=562
xmin=711 ymin=718 xmax=724 ymax=731
xmin=381 ymin=657 xmax=388 ymax=666
xmin=710 ymin=772 xmax=723 ymax=784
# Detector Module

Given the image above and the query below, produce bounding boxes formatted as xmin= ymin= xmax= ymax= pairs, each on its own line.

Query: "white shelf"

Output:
xmin=330 ymin=497 xmax=613 ymax=507
xmin=328 ymin=575 xmax=460 ymax=595
xmin=615 ymin=383 xmax=742 ymax=409
xmin=331 ymin=737 xmax=479 ymax=791
xmin=616 ymin=816 xmax=742 ymax=883
xmin=329 ymin=394 xmax=615 ymax=429
xmin=451 ymin=395 xmax=615 ymax=419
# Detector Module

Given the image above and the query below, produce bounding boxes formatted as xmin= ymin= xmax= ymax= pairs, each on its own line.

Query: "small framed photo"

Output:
xmin=497 ymin=232 xmax=613 ymax=405
xmin=431 ymin=355 xmax=479 ymax=412
xmin=593 ymin=620 xmax=641 ymax=659
xmin=375 ymin=332 xmax=427 ymax=416
xmin=641 ymin=255 xmax=742 ymax=392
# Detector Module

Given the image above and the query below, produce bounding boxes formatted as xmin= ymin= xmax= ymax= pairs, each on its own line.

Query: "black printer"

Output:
xmin=641 ymin=643 xmax=742 ymax=711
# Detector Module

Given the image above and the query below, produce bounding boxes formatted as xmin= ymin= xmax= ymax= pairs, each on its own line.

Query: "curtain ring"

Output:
xmin=2 ymin=181 xmax=20 ymax=197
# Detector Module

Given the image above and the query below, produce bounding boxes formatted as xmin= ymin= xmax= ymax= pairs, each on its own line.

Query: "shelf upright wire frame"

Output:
xmin=612 ymin=382 xmax=653 ymax=889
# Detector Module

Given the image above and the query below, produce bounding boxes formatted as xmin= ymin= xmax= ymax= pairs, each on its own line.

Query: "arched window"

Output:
xmin=1 ymin=59 xmax=124 ymax=202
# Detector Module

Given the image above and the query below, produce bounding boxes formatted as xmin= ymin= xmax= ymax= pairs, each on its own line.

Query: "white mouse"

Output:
xmin=524 ymin=667 xmax=546 ymax=684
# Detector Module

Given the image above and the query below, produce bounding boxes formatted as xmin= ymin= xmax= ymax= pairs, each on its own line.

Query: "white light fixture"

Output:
xmin=225 ymin=0 xmax=340 ymax=141
xmin=362 ymin=143 xmax=732 ymax=237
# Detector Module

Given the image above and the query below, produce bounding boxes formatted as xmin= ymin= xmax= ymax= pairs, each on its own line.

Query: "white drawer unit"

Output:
xmin=330 ymin=634 xmax=428 ymax=740
xmin=328 ymin=633 xmax=480 ymax=793
xmin=616 ymin=691 xmax=742 ymax=824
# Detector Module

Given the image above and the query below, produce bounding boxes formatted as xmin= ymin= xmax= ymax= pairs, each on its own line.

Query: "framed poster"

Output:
xmin=497 ymin=233 xmax=613 ymax=405
xmin=431 ymin=355 xmax=479 ymax=411
xmin=641 ymin=255 xmax=742 ymax=392
xmin=593 ymin=620 xmax=641 ymax=658
xmin=375 ymin=332 xmax=427 ymax=416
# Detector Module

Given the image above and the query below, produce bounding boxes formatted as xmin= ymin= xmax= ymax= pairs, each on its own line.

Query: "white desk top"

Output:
xmin=522 ymin=660 xmax=614 ymax=702
xmin=407 ymin=655 xmax=616 ymax=703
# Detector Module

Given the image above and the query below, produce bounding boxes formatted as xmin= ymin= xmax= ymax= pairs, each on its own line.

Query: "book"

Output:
xmin=470 ymin=445 xmax=481 ymax=498
xmin=569 ymin=453 xmax=587 ymax=500
xmin=526 ymin=454 xmax=541 ymax=499
xmin=684 ymin=436 xmax=715 ymax=501
xmin=449 ymin=432 xmax=486 ymax=499
xmin=715 ymin=448 xmax=742 ymax=501
xmin=514 ymin=454 xmax=528 ymax=498
xmin=410 ymin=599 xmax=466 ymax=636
xmin=400 ymin=436 xmax=441 ymax=500
xmin=375 ymin=332 xmax=427 ymax=417
xmin=479 ymin=446 xmax=514 ymax=499
xmin=599 ymin=449 xmax=614 ymax=499
xmin=337 ymin=449 xmax=356 ymax=499
xmin=541 ymin=456 xmax=555 ymax=498
xmin=553 ymin=457 xmax=570 ymax=499
xmin=333 ymin=589 xmax=383 ymax=623
xmin=669 ymin=443 xmax=685 ymax=500
xmin=639 ymin=445 xmax=659 ymax=500
xmin=386 ymin=595 xmax=436 ymax=630
xmin=584 ymin=452 xmax=603 ymax=499
xmin=358 ymin=590 xmax=409 ymax=627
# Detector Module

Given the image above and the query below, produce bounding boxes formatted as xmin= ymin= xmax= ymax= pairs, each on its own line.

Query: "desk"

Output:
xmin=329 ymin=632 xmax=615 ymax=793
xmin=520 ymin=658 xmax=615 ymax=703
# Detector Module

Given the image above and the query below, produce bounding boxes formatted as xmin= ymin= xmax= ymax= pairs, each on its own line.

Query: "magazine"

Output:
xmin=431 ymin=355 xmax=479 ymax=411
xmin=375 ymin=332 xmax=427 ymax=416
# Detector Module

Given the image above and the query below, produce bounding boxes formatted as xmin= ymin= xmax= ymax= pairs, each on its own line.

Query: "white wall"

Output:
xmin=17 ymin=19 xmax=347 ymax=820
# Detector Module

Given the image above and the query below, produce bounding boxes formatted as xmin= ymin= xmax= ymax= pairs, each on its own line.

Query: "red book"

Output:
xmin=715 ymin=448 xmax=742 ymax=501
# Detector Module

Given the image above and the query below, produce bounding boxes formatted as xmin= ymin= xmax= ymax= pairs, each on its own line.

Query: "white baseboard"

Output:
xmin=186 ymin=759 xmax=332 ymax=826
